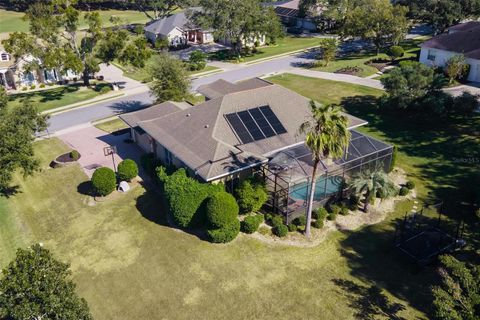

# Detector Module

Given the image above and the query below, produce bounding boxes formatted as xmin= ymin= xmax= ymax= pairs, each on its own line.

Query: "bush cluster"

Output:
xmin=160 ymin=168 xmax=224 ymax=228
xmin=91 ymin=167 xmax=116 ymax=196
xmin=328 ymin=204 xmax=341 ymax=215
xmin=117 ymin=159 xmax=138 ymax=181
xmin=340 ymin=206 xmax=349 ymax=216
xmin=312 ymin=219 xmax=324 ymax=229
xmin=292 ymin=215 xmax=306 ymax=226
xmin=206 ymin=191 xmax=240 ymax=243
xmin=270 ymin=215 xmax=284 ymax=228
xmin=315 ymin=207 xmax=328 ymax=221
xmin=207 ymin=219 xmax=240 ymax=243
xmin=399 ymin=186 xmax=409 ymax=196
xmin=327 ymin=212 xmax=337 ymax=221
xmin=287 ymin=223 xmax=297 ymax=232
xmin=235 ymin=178 xmax=268 ymax=214
xmin=241 ymin=214 xmax=264 ymax=234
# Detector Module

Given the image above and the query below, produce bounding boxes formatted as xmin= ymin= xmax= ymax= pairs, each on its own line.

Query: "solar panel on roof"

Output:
xmin=225 ymin=113 xmax=254 ymax=144
xmin=259 ymin=106 xmax=287 ymax=134
xmin=225 ymin=105 xmax=287 ymax=145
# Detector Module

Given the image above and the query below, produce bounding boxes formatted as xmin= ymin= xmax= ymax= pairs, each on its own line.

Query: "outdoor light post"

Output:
xmin=103 ymin=145 xmax=118 ymax=172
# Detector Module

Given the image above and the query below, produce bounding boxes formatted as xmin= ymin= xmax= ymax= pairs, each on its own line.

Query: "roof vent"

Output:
xmin=204 ymin=124 xmax=209 ymax=128
xmin=186 ymin=113 xmax=191 ymax=117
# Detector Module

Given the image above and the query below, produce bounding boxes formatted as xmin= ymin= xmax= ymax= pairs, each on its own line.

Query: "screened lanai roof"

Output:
xmin=268 ymin=130 xmax=392 ymax=184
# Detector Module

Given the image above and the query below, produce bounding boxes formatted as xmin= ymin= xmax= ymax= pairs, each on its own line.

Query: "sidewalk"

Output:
xmin=286 ymin=68 xmax=384 ymax=90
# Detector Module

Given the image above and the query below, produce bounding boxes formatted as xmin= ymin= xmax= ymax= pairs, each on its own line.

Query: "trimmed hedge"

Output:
xmin=207 ymin=219 xmax=240 ymax=243
xmin=270 ymin=215 xmax=284 ymax=228
xmin=206 ymin=191 xmax=239 ymax=229
xmin=235 ymin=179 xmax=268 ymax=214
xmin=272 ymin=224 xmax=288 ymax=237
xmin=91 ymin=167 xmax=116 ymax=196
xmin=241 ymin=215 xmax=264 ymax=234
xmin=160 ymin=168 xmax=223 ymax=228
xmin=117 ymin=159 xmax=138 ymax=181
xmin=399 ymin=186 xmax=409 ymax=196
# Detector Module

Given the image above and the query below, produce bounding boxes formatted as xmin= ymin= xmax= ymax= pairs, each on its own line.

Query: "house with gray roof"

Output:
xmin=420 ymin=21 xmax=480 ymax=82
xmin=120 ymin=78 xmax=393 ymax=222
xmin=144 ymin=11 xmax=214 ymax=47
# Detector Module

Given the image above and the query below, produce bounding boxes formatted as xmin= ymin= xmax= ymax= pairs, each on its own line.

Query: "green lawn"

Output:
xmin=94 ymin=117 xmax=129 ymax=133
xmin=209 ymin=36 xmax=320 ymax=63
xmin=311 ymin=37 xmax=428 ymax=78
xmin=114 ymin=56 xmax=220 ymax=83
xmin=0 ymin=138 xmax=429 ymax=319
xmin=0 ymin=9 xmax=152 ymax=34
xmin=267 ymin=73 xmax=383 ymax=105
xmin=8 ymin=84 xmax=108 ymax=112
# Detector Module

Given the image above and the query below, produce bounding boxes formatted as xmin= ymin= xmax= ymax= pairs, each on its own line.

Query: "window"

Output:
xmin=164 ymin=148 xmax=173 ymax=165
xmin=427 ymin=49 xmax=436 ymax=61
xmin=0 ymin=53 xmax=9 ymax=61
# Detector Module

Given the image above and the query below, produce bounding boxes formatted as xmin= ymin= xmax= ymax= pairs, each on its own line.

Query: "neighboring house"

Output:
xmin=264 ymin=0 xmax=321 ymax=32
xmin=120 ymin=78 xmax=393 ymax=222
xmin=144 ymin=11 xmax=214 ymax=47
xmin=420 ymin=21 xmax=480 ymax=82
xmin=0 ymin=46 xmax=79 ymax=91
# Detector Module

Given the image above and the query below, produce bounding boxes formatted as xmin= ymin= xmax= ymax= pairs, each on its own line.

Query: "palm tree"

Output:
xmin=299 ymin=101 xmax=351 ymax=238
xmin=350 ymin=167 xmax=397 ymax=212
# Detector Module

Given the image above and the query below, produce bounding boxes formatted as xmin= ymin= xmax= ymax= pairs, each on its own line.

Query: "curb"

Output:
xmin=243 ymin=45 xmax=320 ymax=66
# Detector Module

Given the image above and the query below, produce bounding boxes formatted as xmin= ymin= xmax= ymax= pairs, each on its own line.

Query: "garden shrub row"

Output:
xmin=235 ymin=178 xmax=268 ymax=214
xmin=91 ymin=159 xmax=139 ymax=196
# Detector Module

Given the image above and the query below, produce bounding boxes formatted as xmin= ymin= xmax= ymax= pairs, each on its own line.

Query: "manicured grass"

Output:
xmin=0 ymin=9 xmax=151 ymax=34
xmin=114 ymin=56 xmax=220 ymax=83
xmin=0 ymin=138 xmax=429 ymax=320
xmin=209 ymin=36 xmax=320 ymax=63
xmin=7 ymin=84 xmax=107 ymax=112
xmin=94 ymin=117 xmax=128 ymax=133
xmin=267 ymin=73 xmax=383 ymax=105
xmin=311 ymin=37 xmax=427 ymax=78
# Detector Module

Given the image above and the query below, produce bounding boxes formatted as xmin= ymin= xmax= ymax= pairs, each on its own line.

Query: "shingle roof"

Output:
xmin=422 ymin=22 xmax=480 ymax=60
xmin=196 ymin=78 xmax=272 ymax=100
xmin=144 ymin=11 xmax=194 ymax=35
xmin=119 ymin=102 xmax=181 ymax=127
xmin=123 ymin=79 xmax=367 ymax=181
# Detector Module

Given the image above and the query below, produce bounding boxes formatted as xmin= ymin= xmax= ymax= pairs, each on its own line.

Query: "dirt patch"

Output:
xmin=247 ymin=168 xmax=415 ymax=248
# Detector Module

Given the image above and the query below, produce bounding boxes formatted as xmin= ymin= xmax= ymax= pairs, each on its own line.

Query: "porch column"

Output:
xmin=0 ymin=71 xmax=10 ymax=89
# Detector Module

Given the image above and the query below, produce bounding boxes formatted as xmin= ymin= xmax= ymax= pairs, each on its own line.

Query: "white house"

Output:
xmin=419 ymin=21 xmax=480 ymax=83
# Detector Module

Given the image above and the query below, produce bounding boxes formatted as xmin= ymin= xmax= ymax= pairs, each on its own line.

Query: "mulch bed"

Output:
xmin=335 ymin=67 xmax=362 ymax=76
xmin=56 ymin=152 xmax=80 ymax=163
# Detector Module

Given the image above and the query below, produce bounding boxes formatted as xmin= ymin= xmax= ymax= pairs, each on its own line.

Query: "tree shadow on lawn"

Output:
xmin=12 ymin=85 xmax=81 ymax=104
xmin=340 ymin=95 xmax=480 ymax=221
xmin=337 ymin=220 xmax=438 ymax=318
xmin=0 ymin=185 xmax=21 ymax=198
xmin=332 ymin=278 xmax=407 ymax=320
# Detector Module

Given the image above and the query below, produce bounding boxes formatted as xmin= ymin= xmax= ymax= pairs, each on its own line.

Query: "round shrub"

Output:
xmin=206 ymin=191 xmax=239 ymax=229
xmin=264 ymin=213 xmax=273 ymax=223
xmin=69 ymin=150 xmax=80 ymax=160
xmin=30 ymin=84 xmax=36 ymax=90
xmin=387 ymin=45 xmax=404 ymax=60
xmin=117 ymin=159 xmax=139 ymax=181
xmin=316 ymin=207 xmax=328 ymax=221
xmin=312 ymin=219 xmax=324 ymax=229
xmin=39 ymin=83 xmax=46 ymax=88
xmin=399 ymin=186 xmax=409 ymax=196
xmin=241 ymin=215 xmax=263 ymax=234
xmin=287 ymin=223 xmax=297 ymax=232
xmin=340 ymin=206 xmax=349 ymax=216
xmin=405 ymin=180 xmax=415 ymax=190
xmin=235 ymin=179 xmax=268 ymax=214
xmin=272 ymin=224 xmax=288 ymax=237
xmin=207 ymin=219 xmax=240 ymax=243
xmin=91 ymin=167 xmax=116 ymax=196
xmin=270 ymin=215 xmax=284 ymax=228
xmin=327 ymin=212 xmax=337 ymax=221
xmin=292 ymin=215 xmax=306 ymax=226
xmin=328 ymin=204 xmax=341 ymax=215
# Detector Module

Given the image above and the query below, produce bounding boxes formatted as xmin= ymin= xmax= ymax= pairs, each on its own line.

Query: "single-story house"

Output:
xmin=144 ymin=11 xmax=214 ymax=47
xmin=264 ymin=0 xmax=321 ymax=31
xmin=0 ymin=46 xmax=79 ymax=91
xmin=120 ymin=78 xmax=393 ymax=222
xmin=420 ymin=21 xmax=480 ymax=82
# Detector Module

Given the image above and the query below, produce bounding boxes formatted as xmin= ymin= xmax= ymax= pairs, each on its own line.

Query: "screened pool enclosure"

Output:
xmin=263 ymin=130 xmax=393 ymax=223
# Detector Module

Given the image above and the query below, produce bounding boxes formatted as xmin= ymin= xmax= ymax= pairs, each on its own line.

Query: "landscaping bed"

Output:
xmin=50 ymin=150 xmax=81 ymax=168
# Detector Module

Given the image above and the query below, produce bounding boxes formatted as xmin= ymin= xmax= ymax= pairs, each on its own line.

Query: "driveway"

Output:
xmin=57 ymin=125 xmax=145 ymax=178
xmin=171 ymin=43 xmax=230 ymax=60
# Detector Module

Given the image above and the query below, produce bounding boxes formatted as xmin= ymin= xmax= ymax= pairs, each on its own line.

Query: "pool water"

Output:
xmin=289 ymin=176 xmax=343 ymax=201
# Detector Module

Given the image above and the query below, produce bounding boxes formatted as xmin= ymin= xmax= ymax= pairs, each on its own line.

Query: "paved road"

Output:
xmin=47 ymin=50 xmax=317 ymax=133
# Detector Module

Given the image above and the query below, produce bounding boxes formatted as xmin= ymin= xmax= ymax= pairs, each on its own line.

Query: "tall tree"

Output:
xmin=2 ymin=0 xmax=150 ymax=86
xmin=342 ymin=0 xmax=409 ymax=53
xmin=318 ymin=38 xmax=338 ymax=66
xmin=193 ymin=0 xmax=283 ymax=54
xmin=299 ymin=101 xmax=350 ymax=238
xmin=148 ymin=52 xmax=191 ymax=103
xmin=432 ymin=254 xmax=480 ymax=320
xmin=350 ymin=167 xmax=397 ymax=212
xmin=129 ymin=0 xmax=186 ymax=20
xmin=0 ymin=88 xmax=47 ymax=194
xmin=0 ymin=244 xmax=92 ymax=319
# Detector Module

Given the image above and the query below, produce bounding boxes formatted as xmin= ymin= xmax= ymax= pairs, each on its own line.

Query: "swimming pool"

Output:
xmin=289 ymin=176 xmax=343 ymax=201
